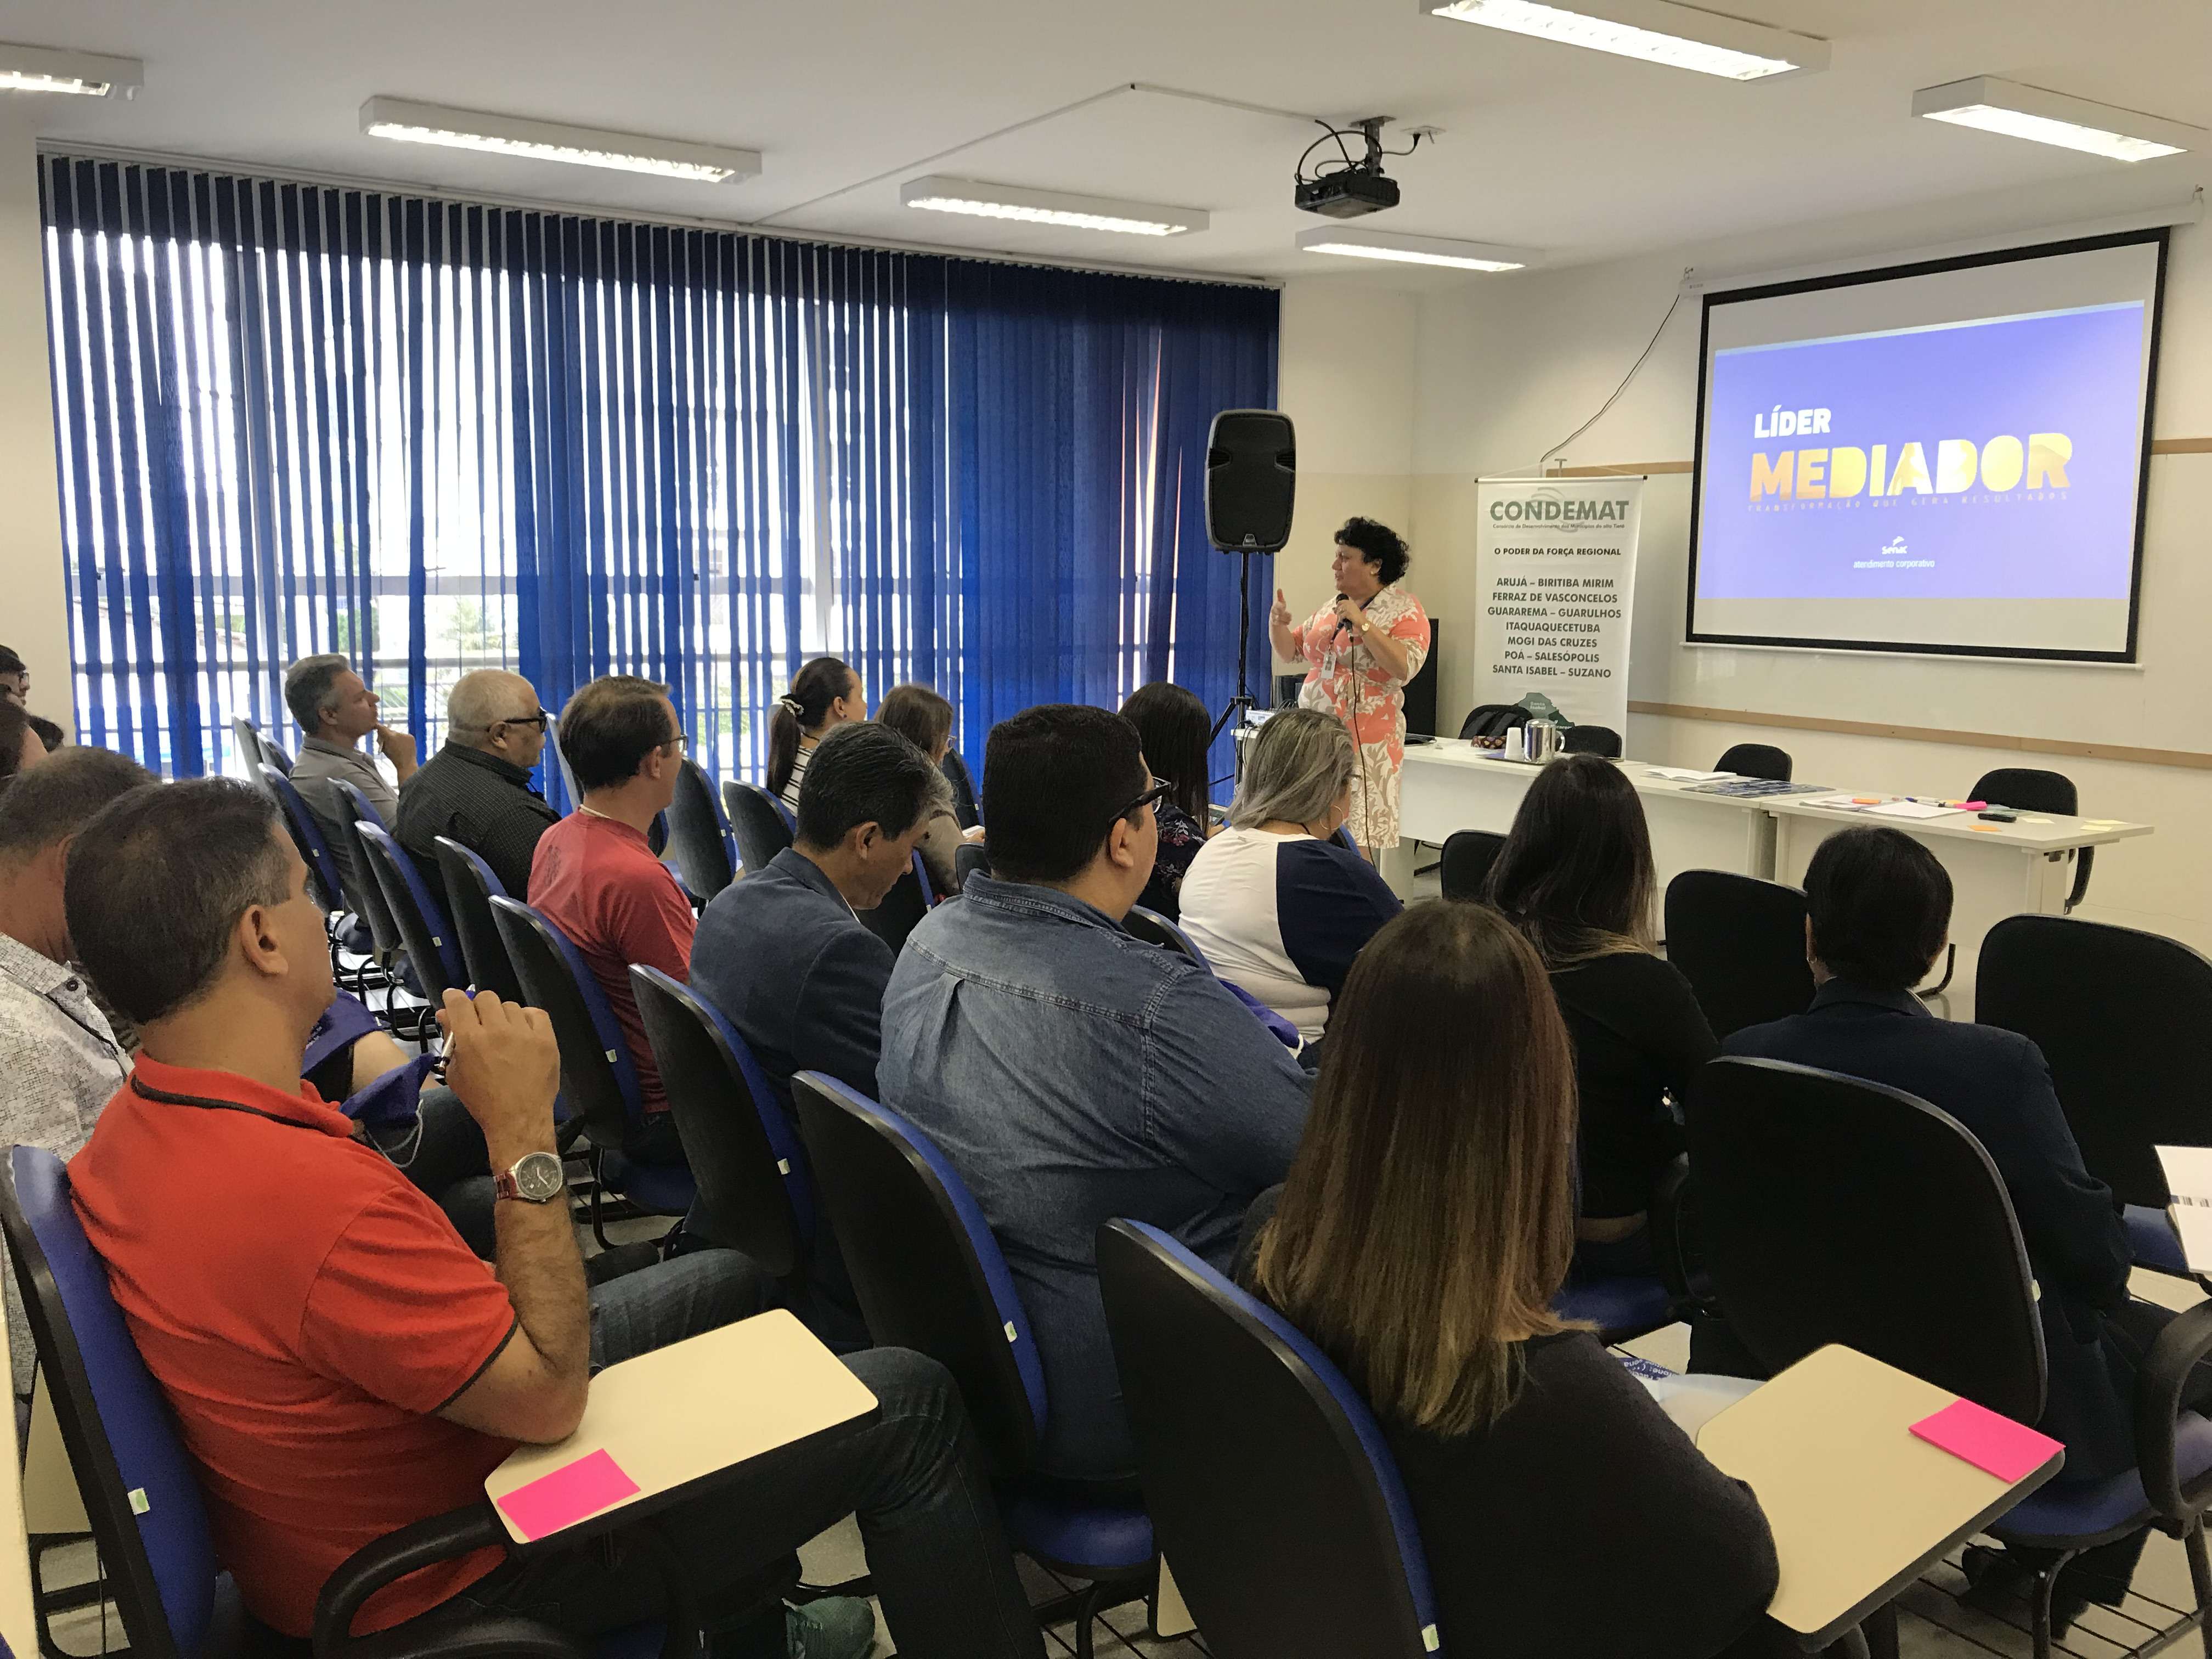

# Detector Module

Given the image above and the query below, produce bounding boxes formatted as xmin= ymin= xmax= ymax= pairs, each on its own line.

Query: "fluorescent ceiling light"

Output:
xmin=900 ymin=176 xmax=1207 ymax=237
xmin=1424 ymin=0 xmax=1826 ymax=80
xmin=0 ymin=42 xmax=141 ymax=97
xmin=1913 ymin=77 xmax=2198 ymax=163
xmin=1297 ymin=225 xmax=1540 ymax=272
xmin=360 ymin=98 xmax=760 ymax=184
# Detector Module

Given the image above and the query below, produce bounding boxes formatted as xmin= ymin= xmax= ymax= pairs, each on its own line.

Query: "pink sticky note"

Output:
xmin=495 ymin=1449 xmax=641 ymax=1540
xmin=1910 ymin=1399 xmax=2062 ymax=1482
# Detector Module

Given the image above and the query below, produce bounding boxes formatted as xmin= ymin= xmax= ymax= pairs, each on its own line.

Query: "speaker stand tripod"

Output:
xmin=1209 ymin=548 xmax=1263 ymax=780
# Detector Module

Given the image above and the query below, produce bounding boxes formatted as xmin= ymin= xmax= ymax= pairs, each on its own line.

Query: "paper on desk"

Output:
xmin=1799 ymin=794 xmax=1874 ymax=811
xmin=2156 ymin=1145 xmax=2212 ymax=1271
xmin=1645 ymin=767 xmax=1734 ymax=782
xmin=1865 ymin=800 xmax=1965 ymax=821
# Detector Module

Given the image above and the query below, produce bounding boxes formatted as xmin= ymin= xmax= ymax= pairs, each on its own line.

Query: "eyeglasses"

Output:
xmin=1107 ymin=776 xmax=1173 ymax=830
xmin=663 ymin=731 xmax=690 ymax=754
xmin=497 ymin=709 xmax=551 ymax=732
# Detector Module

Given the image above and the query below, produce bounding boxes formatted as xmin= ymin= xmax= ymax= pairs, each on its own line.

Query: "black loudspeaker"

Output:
xmin=1403 ymin=617 xmax=1440 ymax=737
xmin=1206 ymin=410 xmax=1296 ymax=553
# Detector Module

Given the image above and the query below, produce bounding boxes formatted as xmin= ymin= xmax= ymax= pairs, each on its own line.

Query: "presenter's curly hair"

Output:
xmin=1336 ymin=517 xmax=1410 ymax=585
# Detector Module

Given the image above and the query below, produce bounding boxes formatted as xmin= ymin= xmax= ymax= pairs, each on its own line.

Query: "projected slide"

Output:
xmin=1688 ymin=234 xmax=2164 ymax=661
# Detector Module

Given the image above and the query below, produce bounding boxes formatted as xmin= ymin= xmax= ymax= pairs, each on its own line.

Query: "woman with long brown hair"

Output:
xmin=766 ymin=656 xmax=865 ymax=814
xmin=1242 ymin=901 xmax=1782 ymax=1658
xmin=1484 ymin=753 xmax=1717 ymax=1274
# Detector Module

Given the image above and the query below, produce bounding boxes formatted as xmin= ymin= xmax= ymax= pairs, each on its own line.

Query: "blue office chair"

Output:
xmin=491 ymin=896 xmax=695 ymax=1244
xmin=722 ymin=781 xmax=794 ymax=876
xmin=1331 ymin=824 xmax=1360 ymax=854
xmin=431 ymin=837 xmax=528 ymax=1007
xmin=1122 ymin=906 xmax=1211 ymax=973
xmin=0 ymin=1145 xmax=721 ymax=1659
xmin=665 ymin=760 xmax=738 ymax=903
xmin=1097 ymin=1218 xmax=1442 ymax=1658
xmin=357 ymin=823 xmax=467 ymax=1006
xmin=261 ymin=765 xmax=381 ymax=996
xmin=1691 ymin=1057 xmax=2212 ymax=1659
xmin=857 ymin=853 xmax=932 ymax=955
xmin=940 ymin=747 xmax=980 ymax=831
xmin=791 ymin=1074 xmax=1155 ymax=1658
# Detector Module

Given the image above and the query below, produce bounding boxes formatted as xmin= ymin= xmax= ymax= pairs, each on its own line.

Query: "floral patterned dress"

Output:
xmin=1291 ymin=582 xmax=1432 ymax=850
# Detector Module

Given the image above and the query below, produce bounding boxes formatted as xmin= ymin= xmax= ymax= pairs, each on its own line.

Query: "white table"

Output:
xmin=1697 ymin=1345 xmax=2062 ymax=1649
xmin=1398 ymin=743 xmax=2152 ymax=1002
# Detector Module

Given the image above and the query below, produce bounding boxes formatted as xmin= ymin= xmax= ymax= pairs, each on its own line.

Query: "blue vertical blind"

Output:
xmin=40 ymin=157 xmax=1278 ymax=797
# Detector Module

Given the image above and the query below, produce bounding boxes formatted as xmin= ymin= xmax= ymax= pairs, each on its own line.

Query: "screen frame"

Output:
xmin=1684 ymin=227 xmax=2169 ymax=664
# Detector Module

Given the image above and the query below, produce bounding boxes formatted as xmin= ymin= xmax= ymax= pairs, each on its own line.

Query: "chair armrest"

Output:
xmin=325 ymin=1615 xmax=594 ymax=1659
xmin=2134 ymin=1299 xmax=2212 ymax=1526
xmin=313 ymin=1504 xmax=564 ymax=1659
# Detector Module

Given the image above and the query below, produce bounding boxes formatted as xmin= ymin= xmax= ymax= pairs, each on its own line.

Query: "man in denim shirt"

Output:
xmin=881 ymin=704 xmax=1313 ymax=1482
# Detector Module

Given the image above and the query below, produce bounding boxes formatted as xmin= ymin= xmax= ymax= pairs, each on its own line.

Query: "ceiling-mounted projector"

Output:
xmin=1294 ymin=116 xmax=1423 ymax=218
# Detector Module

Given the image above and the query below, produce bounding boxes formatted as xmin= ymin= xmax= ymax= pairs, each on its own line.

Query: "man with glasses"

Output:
xmin=879 ymin=703 xmax=1314 ymax=1485
xmin=397 ymin=669 xmax=561 ymax=912
xmin=528 ymin=676 xmax=695 ymax=1167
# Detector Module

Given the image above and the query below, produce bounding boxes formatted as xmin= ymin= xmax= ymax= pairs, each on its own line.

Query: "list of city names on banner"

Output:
xmin=1471 ymin=477 xmax=1644 ymax=735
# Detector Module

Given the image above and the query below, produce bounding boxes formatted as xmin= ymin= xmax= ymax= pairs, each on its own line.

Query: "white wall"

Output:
xmin=1273 ymin=275 xmax=1419 ymax=675
xmin=0 ymin=111 xmax=67 ymax=736
xmin=1410 ymin=171 xmax=2212 ymax=953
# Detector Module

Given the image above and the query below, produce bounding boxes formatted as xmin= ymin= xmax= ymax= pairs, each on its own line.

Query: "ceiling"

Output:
xmin=4 ymin=0 xmax=2208 ymax=280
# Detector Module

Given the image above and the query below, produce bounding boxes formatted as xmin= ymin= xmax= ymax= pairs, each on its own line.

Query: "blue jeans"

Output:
xmin=431 ymin=1251 xmax=1043 ymax=1659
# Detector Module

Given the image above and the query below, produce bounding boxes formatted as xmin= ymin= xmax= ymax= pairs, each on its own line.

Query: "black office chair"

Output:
xmin=1561 ymin=724 xmax=1621 ymax=759
xmin=1663 ymin=870 xmax=1815 ymax=1040
xmin=1689 ymin=1057 xmax=2212 ymax=1659
xmin=329 ymin=782 xmax=407 ymax=961
xmin=357 ymin=823 xmax=467 ymax=1011
xmin=230 ymin=716 xmax=268 ymax=785
xmin=1978 ymin=915 xmax=2212 ymax=1275
xmin=858 ymin=852 xmax=932 ymax=956
xmin=954 ymin=841 xmax=991 ymax=889
xmin=724 ymin=780 xmax=794 ymax=876
xmin=941 ymin=746 xmax=980 ymax=832
xmin=1972 ymin=768 xmax=2091 ymax=912
xmin=261 ymin=764 xmax=374 ymax=979
xmin=431 ymin=837 xmax=527 ymax=1006
xmin=1457 ymin=703 xmax=1530 ymax=742
xmin=1438 ymin=830 xmax=1506 ymax=902
xmin=629 ymin=966 xmax=815 ymax=1277
xmin=665 ymin=760 xmax=737 ymax=902
xmin=1716 ymin=742 xmax=1793 ymax=782
xmin=791 ymin=1075 xmax=1154 ymax=1657
xmin=1124 ymin=905 xmax=1210 ymax=972
xmin=493 ymin=896 xmax=695 ymax=1243
xmin=1097 ymin=1219 xmax=1443 ymax=1659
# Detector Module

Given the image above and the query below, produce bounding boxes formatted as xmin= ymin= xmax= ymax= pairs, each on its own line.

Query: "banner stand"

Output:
xmin=1471 ymin=476 xmax=1645 ymax=736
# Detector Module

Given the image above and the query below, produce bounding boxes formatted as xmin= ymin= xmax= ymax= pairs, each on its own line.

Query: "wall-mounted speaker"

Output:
xmin=1206 ymin=410 xmax=1296 ymax=554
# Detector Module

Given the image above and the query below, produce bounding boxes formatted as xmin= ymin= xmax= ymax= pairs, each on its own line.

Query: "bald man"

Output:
xmin=396 ymin=670 xmax=560 ymax=910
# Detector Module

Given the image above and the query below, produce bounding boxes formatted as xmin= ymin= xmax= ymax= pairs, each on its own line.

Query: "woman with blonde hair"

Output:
xmin=1484 ymin=753 xmax=1717 ymax=1274
xmin=1241 ymin=901 xmax=1784 ymax=1658
xmin=1177 ymin=708 xmax=1398 ymax=1045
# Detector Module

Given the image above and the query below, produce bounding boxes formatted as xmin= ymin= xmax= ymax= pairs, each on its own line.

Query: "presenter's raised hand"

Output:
xmin=1270 ymin=588 xmax=1294 ymax=629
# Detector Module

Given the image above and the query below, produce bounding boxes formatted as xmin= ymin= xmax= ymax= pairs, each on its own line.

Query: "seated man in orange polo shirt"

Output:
xmin=64 ymin=778 xmax=1042 ymax=1659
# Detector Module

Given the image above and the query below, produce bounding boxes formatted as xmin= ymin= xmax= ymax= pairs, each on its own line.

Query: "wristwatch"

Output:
xmin=494 ymin=1150 xmax=567 ymax=1204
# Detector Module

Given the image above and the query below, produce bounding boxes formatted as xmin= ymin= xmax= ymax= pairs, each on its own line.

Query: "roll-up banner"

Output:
xmin=1472 ymin=476 xmax=1644 ymax=735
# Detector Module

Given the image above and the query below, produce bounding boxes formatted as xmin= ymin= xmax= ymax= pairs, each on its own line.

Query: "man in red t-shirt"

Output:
xmin=64 ymin=779 xmax=1041 ymax=1659
xmin=529 ymin=676 xmax=696 ymax=1166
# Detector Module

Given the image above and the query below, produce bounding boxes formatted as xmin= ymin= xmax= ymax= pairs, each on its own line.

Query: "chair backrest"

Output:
xmin=1124 ymin=905 xmax=1212 ymax=973
xmin=790 ymin=1073 xmax=1045 ymax=1476
xmin=723 ymin=780 xmax=794 ymax=876
xmin=665 ymin=760 xmax=737 ymax=903
xmin=229 ymin=716 xmax=267 ymax=782
xmin=260 ymin=737 xmax=293 ymax=776
xmin=1687 ymin=1057 xmax=2046 ymax=1424
xmin=1971 ymin=768 xmax=2091 ymax=907
xmin=1663 ymin=869 xmax=1816 ymax=1040
xmin=431 ymin=837 xmax=527 ymax=1006
xmin=1438 ymin=830 xmax=1505 ymax=903
xmin=1097 ymin=1220 xmax=1441 ymax=1659
xmin=545 ymin=713 xmax=581 ymax=810
xmin=330 ymin=782 xmax=404 ymax=957
xmin=490 ymin=896 xmax=642 ymax=1152
xmin=1456 ymin=703 xmax=1528 ymax=741
xmin=1977 ymin=915 xmax=2212 ymax=1208
xmin=859 ymin=860 xmax=929 ymax=955
xmin=630 ymin=966 xmax=815 ymax=1275
xmin=356 ymin=823 xmax=466 ymax=1001
xmin=940 ymin=747 xmax=980 ymax=832
xmin=1561 ymin=724 xmax=1621 ymax=759
xmin=953 ymin=842 xmax=991 ymax=889
xmin=0 ymin=1148 xmax=211 ymax=1659
xmin=1716 ymin=742 xmax=1792 ymax=782
xmin=261 ymin=765 xmax=346 ymax=916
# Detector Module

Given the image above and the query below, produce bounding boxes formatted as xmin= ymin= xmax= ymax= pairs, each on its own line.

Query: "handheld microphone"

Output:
xmin=1334 ymin=593 xmax=1353 ymax=635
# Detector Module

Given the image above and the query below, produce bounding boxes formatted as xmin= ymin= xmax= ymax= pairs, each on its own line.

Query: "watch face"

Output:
xmin=512 ymin=1152 xmax=566 ymax=1202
